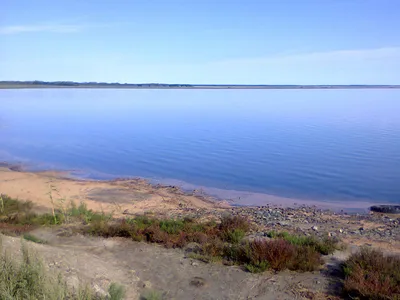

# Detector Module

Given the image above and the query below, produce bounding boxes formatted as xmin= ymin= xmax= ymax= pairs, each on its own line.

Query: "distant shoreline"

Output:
xmin=1 ymin=81 xmax=400 ymax=89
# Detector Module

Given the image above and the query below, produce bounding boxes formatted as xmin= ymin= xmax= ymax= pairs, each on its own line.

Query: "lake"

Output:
xmin=1 ymin=89 xmax=399 ymax=208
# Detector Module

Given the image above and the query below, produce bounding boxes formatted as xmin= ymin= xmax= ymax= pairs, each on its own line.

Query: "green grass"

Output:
xmin=267 ymin=231 xmax=338 ymax=255
xmin=0 ymin=195 xmax=111 ymax=228
xmin=23 ymin=233 xmax=47 ymax=244
xmin=108 ymin=283 xmax=126 ymax=300
xmin=140 ymin=289 xmax=162 ymax=300
xmin=0 ymin=236 xmax=125 ymax=299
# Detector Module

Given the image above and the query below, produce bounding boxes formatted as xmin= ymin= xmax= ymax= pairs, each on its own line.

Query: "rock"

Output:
xmin=190 ymin=277 xmax=207 ymax=287
xmin=92 ymin=284 xmax=108 ymax=298
xmin=312 ymin=226 xmax=318 ymax=231
xmin=191 ymin=261 xmax=199 ymax=267
xmin=339 ymin=229 xmax=343 ymax=233
xmin=184 ymin=243 xmax=202 ymax=254
xmin=277 ymin=221 xmax=289 ymax=226
xmin=370 ymin=205 xmax=400 ymax=214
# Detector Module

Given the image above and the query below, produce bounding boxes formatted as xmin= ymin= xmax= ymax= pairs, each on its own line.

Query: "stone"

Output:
xmin=370 ymin=205 xmax=400 ymax=214
xmin=190 ymin=277 xmax=207 ymax=287
xmin=312 ymin=226 xmax=318 ymax=231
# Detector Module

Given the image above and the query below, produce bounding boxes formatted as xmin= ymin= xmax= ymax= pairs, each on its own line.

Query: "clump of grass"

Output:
xmin=267 ymin=231 xmax=338 ymax=255
xmin=140 ymin=289 xmax=162 ymax=300
xmin=108 ymin=282 xmax=125 ymax=300
xmin=23 ymin=233 xmax=47 ymax=244
xmin=68 ymin=201 xmax=111 ymax=224
xmin=0 ymin=236 xmax=125 ymax=299
xmin=342 ymin=247 xmax=400 ymax=300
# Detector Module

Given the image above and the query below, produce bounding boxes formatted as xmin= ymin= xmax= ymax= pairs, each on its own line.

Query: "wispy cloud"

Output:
xmin=212 ymin=47 xmax=400 ymax=66
xmin=0 ymin=24 xmax=84 ymax=35
xmin=0 ymin=21 xmax=121 ymax=35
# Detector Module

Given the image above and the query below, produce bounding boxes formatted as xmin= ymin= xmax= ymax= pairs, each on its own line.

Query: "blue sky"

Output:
xmin=1 ymin=0 xmax=399 ymax=84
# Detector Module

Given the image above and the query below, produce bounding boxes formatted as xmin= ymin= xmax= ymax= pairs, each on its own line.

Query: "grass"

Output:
xmin=108 ymin=283 xmax=126 ymax=300
xmin=140 ymin=289 xmax=162 ymax=300
xmin=342 ymin=247 xmax=400 ymax=300
xmin=0 ymin=194 xmax=110 ymax=228
xmin=23 ymin=233 xmax=47 ymax=244
xmin=267 ymin=230 xmax=338 ymax=255
xmin=0 ymin=236 xmax=125 ymax=299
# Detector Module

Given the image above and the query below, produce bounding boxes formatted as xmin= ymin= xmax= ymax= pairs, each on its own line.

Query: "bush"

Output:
xmin=249 ymin=239 xmax=296 ymax=271
xmin=219 ymin=215 xmax=249 ymax=233
xmin=343 ymin=247 xmax=400 ymax=299
xmin=290 ymin=246 xmax=323 ymax=272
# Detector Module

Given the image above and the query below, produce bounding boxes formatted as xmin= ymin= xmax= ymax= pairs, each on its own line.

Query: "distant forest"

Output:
xmin=0 ymin=81 xmax=399 ymax=89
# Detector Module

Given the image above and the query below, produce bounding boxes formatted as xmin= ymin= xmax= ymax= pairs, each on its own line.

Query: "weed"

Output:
xmin=289 ymin=246 xmax=323 ymax=272
xmin=159 ymin=219 xmax=185 ymax=234
xmin=140 ymin=289 xmax=162 ymax=300
xmin=221 ymin=228 xmax=246 ymax=244
xmin=23 ymin=233 xmax=47 ymax=244
xmin=267 ymin=231 xmax=338 ymax=255
xmin=108 ymin=282 xmax=125 ymax=300
xmin=219 ymin=215 xmax=249 ymax=233
xmin=342 ymin=247 xmax=400 ymax=299
xmin=245 ymin=261 xmax=269 ymax=273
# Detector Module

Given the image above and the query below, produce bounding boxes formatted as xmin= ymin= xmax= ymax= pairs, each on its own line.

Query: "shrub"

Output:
xmin=222 ymin=228 xmax=246 ymax=244
xmin=159 ymin=219 xmax=185 ymax=234
xmin=219 ymin=215 xmax=249 ymax=233
xmin=250 ymin=239 xmax=296 ymax=271
xmin=343 ymin=247 xmax=400 ymax=299
xmin=289 ymin=246 xmax=322 ymax=272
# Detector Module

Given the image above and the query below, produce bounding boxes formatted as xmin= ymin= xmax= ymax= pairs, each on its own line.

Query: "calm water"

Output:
xmin=1 ymin=89 xmax=400 ymax=206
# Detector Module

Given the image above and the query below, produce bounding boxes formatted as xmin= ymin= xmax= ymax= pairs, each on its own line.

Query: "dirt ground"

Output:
xmin=1 ymin=228 xmax=345 ymax=300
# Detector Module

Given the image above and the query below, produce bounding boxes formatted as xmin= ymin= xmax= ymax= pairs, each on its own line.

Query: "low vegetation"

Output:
xmin=85 ymin=215 xmax=337 ymax=272
xmin=140 ymin=289 xmax=163 ymax=300
xmin=342 ymin=247 xmax=400 ymax=300
xmin=0 ymin=236 xmax=125 ymax=300
xmin=0 ymin=194 xmax=110 ymax=235
xmin=267 ymin=230 xmax=339 ymax=255
xmin=0 ymin=194 xmax=338 ymax=274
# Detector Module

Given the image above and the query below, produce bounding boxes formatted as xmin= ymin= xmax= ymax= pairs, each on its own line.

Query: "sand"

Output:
xmin=0 ymin=166 xmax=227 ymax=216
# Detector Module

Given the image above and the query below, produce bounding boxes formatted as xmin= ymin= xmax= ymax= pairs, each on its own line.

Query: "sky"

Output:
xmin=1 ymin=0 xmax=400 ymax=84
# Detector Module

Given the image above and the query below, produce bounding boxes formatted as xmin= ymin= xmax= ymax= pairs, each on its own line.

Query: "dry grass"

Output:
xmin=0 ymin=235 xmax=125 ymax=299
xmin=342 ymin=247 xmax=400 ymax=299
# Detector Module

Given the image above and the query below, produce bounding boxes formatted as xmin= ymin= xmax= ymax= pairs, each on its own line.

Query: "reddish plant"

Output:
xmin=343 ymin=248 xmax=400 ymax=299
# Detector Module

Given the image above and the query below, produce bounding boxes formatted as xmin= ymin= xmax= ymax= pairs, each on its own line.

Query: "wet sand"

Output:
xmin=0 ymin=163 xmax=389 ymax=213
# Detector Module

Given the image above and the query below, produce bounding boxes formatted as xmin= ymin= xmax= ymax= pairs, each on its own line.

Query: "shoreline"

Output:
xmin=1 ymin=162 xmax=399 ymax=254
xmin=0 ymin=161 xmax=389 ymax=213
